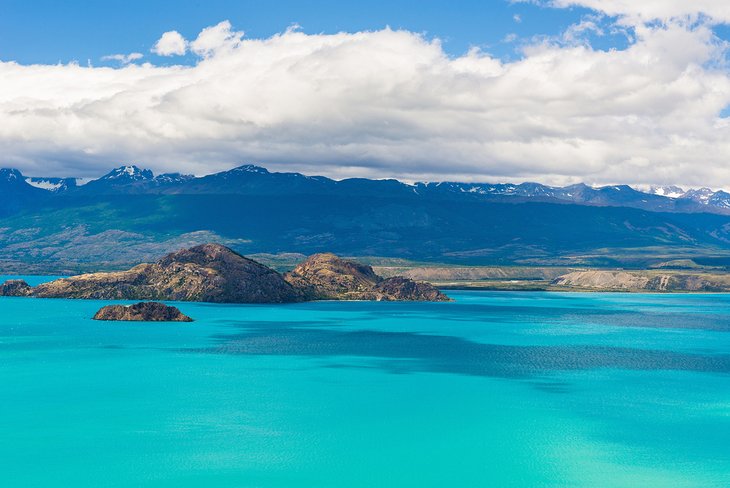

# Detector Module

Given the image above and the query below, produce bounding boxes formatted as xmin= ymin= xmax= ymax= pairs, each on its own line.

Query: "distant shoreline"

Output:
xmin=439 ymin=284 xmax=730 ymax=294
xmin=8 ymin=267 xmax=730 ymax=294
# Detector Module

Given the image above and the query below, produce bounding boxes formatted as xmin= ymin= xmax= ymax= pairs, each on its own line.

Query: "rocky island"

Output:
xmin=93 ymin=302 xmax=193 ymax=322
xmin=284 ymin=253 xmax=448 ymax=301
xmin=0 ymin=243 xmax=450 ymax=303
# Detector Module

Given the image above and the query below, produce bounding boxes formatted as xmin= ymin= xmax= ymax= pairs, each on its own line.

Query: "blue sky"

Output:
xmin=1 ymin=0 xmax=608 ymax=63
xmin=2 ymin=0 xmax=730 ymax=187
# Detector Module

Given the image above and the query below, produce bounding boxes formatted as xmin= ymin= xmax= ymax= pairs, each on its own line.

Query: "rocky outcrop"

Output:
xmin=284 ymin=253 xmax=381 ymax=299
xmin=0 ymin=244 xmax=450 ymax=303
xmin=0 ymin=279 xmax=32 ymax=296
xmin=551 ymin=271 xmax=651 ymax=290
xmin=373 ymin=276 xmax=449 ymax=301
xmin=93 ymin=302 xmax=193 ymax=322
xmin=285 ymin=253 xmax=451 ymax=301
xmin=551 ymin=270 xmax=730 ymax=292
xmin=32 ymin=243 xmax=303 ymax=303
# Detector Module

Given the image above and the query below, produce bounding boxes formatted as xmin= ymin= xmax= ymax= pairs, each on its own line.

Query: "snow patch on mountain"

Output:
xmin=634 ymin=185 xmax=686 ymax=199
xmin=25 ymin=178 xmax=63 ymax=191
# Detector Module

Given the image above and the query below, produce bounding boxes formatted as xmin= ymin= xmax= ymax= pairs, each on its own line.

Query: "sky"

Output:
xmin=2 ymin=0 xmax=730 ymax=187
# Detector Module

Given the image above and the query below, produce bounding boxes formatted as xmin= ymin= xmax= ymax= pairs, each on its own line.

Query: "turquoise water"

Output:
xmin=2 ymin=286 xmax=730 ymax=487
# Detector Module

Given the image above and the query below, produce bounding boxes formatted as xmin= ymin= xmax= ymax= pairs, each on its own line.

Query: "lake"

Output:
xmin=2 ymin=287 xmax=730 ymax=487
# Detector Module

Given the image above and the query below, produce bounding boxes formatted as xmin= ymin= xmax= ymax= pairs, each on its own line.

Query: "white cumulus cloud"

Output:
xmin=1 ymin=18 xmax=730 ymax=188
xmin=538 ymin=0 xmax=730 ymax=25
xmin=190 ymin=20 xmax=244 ymax=57
xmin=152 ymin=30 xmax=187 ymax=56
xmin=101 ymin=52 xmax=143 ymax=64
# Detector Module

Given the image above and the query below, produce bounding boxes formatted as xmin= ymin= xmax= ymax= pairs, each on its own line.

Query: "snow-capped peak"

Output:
xmin=232 ymin=164 xmax=269 ymax=175
xmin=682 ymin=188 xmax=715 ymax=204
xmin=102 ymin=165 xmax=154 ymax=181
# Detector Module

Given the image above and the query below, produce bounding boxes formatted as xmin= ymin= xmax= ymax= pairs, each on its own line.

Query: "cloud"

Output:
xmin=535 ymin=0 xmax=730 ymax=25
xmin=101 ymin=52 xmax=143 ymax=64
xmin=561 ymin=15 xmax=605 ymax=44
xmin=152 ymin=30 xmax=187 ymax=56
xmin=190 ymin=20 xmax=244 ymax=57
xmin=1 ymin=19 xmax=730 ymax=188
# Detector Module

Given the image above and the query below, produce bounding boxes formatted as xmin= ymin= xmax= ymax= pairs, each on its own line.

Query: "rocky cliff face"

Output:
xmin=93 ymin=302 xmax=193 ymax=322
xmin=0 ymin=244 xmax=450 ymax=303
xmin=285 ymin=253 xmax=451 ymax=301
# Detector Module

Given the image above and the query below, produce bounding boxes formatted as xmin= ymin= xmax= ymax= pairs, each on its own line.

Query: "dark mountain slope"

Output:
xmin=18 ymin=163 xmax=730 ymax=215
xmin=3 ymin=189 xmax=730 ymax=270
xmin=0 ymin=168 xmax=50 ymax=216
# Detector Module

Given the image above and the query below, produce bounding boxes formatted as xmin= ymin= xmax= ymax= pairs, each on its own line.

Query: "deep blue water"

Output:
xmin=2 ymin=286 xmax=730 ymax=487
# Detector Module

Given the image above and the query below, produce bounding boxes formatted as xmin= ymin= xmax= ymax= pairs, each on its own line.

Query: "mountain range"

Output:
xmin=4 ymin=163 xmax=730 ymax=272
xmin=11 ymin=164 xmax=730 ymax=214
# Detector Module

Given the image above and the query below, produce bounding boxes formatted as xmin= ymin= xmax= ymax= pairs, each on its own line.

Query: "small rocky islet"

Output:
xmin=93 ymin=302 xmax=193 ymax=322
xmin=0 ymin=243 xmax=450 ymax=304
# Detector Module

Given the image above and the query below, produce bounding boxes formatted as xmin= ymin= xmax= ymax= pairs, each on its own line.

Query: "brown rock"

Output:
xmin=285 ymin=253 xmax=451 ymax=301
xmin=19 ymin=244 xmax=449 ymax=303
xmin=0 ymin=279 xmax=32 ymax=297
xmin=92 ymin=302 xmax=193 ymax=322
xmin=284 ymin=253 xmax=381 ymax=299
xmin=34 ymin=243 xmax=303 ymax=303
xmin=373 ymin=276 xmax=450 ymax=301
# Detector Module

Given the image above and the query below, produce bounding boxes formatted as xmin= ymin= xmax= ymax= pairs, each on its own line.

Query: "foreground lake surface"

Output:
xmin=2 ymin=287 xmax=730 ymax=487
